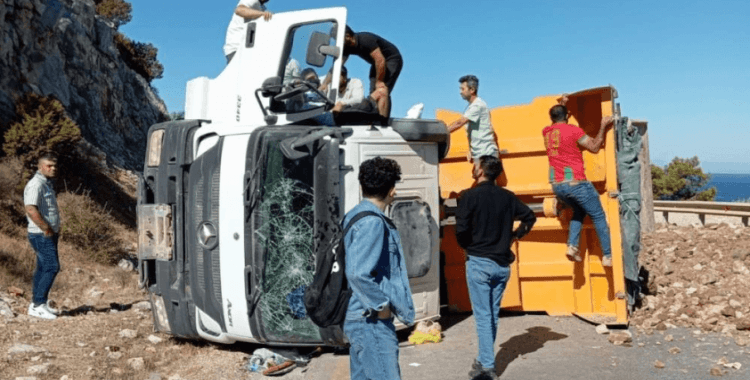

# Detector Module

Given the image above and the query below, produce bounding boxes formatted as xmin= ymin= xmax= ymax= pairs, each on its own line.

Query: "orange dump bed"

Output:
xmin=437 ymin=86 xmax=628 ymax=324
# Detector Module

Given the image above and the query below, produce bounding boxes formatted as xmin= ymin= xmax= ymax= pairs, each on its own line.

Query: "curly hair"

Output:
xmin=358 ymin=157 xmax=401 ymax=199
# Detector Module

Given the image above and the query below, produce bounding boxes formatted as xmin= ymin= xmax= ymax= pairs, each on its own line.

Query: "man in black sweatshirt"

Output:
xmin=455 ymin=155 xmax=536 ymax=380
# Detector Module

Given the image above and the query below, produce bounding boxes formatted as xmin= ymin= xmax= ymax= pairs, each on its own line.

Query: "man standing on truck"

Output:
xmin=24 ymin=152 xmax=62 ymax=320
xmin=343 ymin=157 xmax=415 ymax=380
xmin=455 ymin=155 xmax=536 ymax=380
xmin=341 ymin=26 xmax=402 ymax=118
xmin=223 ymin=0 xmax=272 ymax=64
xmin=542 ymin=102 xmax=614 ymax=267
xmin=447 ymin=75 xmax=499 ymax=170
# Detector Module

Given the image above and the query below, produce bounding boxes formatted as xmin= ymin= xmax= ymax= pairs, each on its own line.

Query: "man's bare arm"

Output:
xmin=447 ymin=117 xmax=469 ymax=133
xmin=235 ymin=5 xmax=272 ymax=21
xmin=25 ymin=205 xmax=52 ymax=236
xmin=578 ymin=116 xmax=614 ymax=153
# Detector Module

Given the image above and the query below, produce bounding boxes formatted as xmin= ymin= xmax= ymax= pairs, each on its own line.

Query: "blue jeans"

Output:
xmin=28 ymin=233 xmax=60 ymax=305
xmin=344 ymin=317 xmax=401 ymax=380
xmin=553 ymin=181 xmax=612 ymax=258
xmin=466 ymin=255 xmax=511 ymax=370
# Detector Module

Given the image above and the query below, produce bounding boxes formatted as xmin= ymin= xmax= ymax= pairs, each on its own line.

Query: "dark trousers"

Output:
xmin=368 ymin=56 xmax=403 ymax=94
xmin=28 ymin=233 xmax=60 ymax=305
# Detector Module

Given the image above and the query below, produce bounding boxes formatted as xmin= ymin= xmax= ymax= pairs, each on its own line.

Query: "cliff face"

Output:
xmin=0 ymin=0 xmax=168 ymax=170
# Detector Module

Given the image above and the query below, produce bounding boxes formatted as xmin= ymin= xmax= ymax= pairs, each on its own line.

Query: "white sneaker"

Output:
xmin=28 ymin=303 xmax=57 ymax=320
xmin=45 ymin=301 xmax=60 ymax=315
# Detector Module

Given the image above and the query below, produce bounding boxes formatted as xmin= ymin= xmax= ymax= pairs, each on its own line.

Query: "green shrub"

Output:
xmin=651 ymin=156 xmax=716 ymax=201
xmin=114 ymin=33 xmax=164 ymax=83
xmin=95 ymin=0 xmax=132 ymax=28
xmin=2 ymin=93 xmax=81 ymax=171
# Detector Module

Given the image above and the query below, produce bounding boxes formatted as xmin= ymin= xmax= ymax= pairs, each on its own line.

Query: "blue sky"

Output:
xmin=121 ymin=0 xmax=749 ymax=173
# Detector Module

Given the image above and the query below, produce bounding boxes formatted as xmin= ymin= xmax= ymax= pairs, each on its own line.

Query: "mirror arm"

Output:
xmin=318 ymin=45 xmax=340 ymax=59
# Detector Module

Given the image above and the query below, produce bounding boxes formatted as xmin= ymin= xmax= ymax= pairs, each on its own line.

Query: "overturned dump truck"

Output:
xmin=438 ymin=86 xmax=644 ymax=325
xmin=136 ymin=7 xmax=448 ymax=346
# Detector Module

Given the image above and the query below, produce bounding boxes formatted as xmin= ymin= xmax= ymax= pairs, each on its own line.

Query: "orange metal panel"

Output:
xmin=437 ymin=86 xmax=628 ymax=324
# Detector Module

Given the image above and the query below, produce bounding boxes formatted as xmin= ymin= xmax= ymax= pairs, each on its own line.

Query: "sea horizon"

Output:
xmin=705 ymin=173 xmax=750 ymax=202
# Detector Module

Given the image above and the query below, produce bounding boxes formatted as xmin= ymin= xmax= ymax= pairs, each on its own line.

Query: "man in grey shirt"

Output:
xmin=447 ymin=75 xmax=499 ymax=171
xmin=24 ymin=152 xmax=62 ymax=320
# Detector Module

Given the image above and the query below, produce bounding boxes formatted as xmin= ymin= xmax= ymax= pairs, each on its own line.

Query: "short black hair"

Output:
xmin=340 ymin=66 xmax=348 ymax=77
xmin=300 ymin=68 xmax=317 ymax=80
xmin=358 ymin=157 xmax=401 ymax=199
xmin=479 ymin=155 xmax=503 ymax=181
xmin=37 ymin=152 xmax=58 ymax=164
xmin=549 ymin=105 xmax=568 ymax=123
xmin=345 ymin=25 xmax=355 ymax=37
xmin=459 ymin=75 xmax=479 ymax=92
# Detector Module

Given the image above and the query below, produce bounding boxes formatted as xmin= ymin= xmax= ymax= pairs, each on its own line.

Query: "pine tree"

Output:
xmin=2 ymin=93 xmax=81 ymax=170
xmin=651 ymin=156 xmax=716 ymax=201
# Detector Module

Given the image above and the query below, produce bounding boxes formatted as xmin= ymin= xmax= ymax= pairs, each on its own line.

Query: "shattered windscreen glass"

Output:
xmin=254 ymin=139 xmax=321 ymax=342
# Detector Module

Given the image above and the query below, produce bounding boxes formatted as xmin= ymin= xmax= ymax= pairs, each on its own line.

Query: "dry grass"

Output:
xmin=0 ymin=233 xmax=36 ymax=289
xmin=58 ymin=189 xmax=133 ymax=265
xmin=0 ymin=157 xmax=27 ymax=238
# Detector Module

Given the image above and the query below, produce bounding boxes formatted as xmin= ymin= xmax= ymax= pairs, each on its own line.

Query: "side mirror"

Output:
xmin=306 ymin=31 xmax=340 ymax=67
xmin=260 ymin=76 xmax=282 ymax=97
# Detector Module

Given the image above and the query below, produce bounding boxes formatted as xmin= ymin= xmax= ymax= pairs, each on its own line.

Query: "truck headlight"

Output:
xmin=147 ymin=130 xmax=165 ymax=167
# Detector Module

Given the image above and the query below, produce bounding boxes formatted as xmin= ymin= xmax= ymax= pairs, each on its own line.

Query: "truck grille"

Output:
xmin=194 ymin=177 xmax=205 ymax=294
xmin=192 ymin=167 xmax=222 ymax=305
xmin=210 ymin=169 xmax=222 ymax=304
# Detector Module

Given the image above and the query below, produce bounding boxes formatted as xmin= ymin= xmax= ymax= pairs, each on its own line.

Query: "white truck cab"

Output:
xmin=137 ymin=7 xmax=448 ymax=346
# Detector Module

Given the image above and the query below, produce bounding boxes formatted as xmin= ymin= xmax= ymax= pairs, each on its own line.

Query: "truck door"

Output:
xmin=192 ymin=7 xmax=348 ymax=126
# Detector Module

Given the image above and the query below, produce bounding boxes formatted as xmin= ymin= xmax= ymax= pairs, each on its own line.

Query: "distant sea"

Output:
xmin=706 ymin=173 xmax=750 ymax=202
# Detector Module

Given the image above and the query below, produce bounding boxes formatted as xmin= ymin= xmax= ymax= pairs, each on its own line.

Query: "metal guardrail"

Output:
xmin=653 ymin=200 xmax=750 ymax=224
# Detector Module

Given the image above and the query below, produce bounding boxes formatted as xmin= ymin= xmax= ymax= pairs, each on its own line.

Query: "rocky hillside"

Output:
xmin=0 ymin=0 xmax=167 ymax=170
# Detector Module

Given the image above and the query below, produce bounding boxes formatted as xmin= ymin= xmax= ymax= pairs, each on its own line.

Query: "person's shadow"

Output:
xmin=494 ymin=326 xmax=568 ymax=377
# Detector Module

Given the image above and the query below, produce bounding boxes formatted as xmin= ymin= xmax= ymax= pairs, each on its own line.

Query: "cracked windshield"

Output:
xmin=254 ymin=138 xmax=320 ymax=341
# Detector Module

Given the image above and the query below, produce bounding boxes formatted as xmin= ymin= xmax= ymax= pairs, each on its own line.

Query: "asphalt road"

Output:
xmin=251 ymin=309 xmax=750 ymax=380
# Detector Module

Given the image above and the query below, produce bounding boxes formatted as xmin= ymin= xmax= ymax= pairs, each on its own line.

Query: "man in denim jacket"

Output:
xmin=343 ymin=157 xmax=415 ymax=380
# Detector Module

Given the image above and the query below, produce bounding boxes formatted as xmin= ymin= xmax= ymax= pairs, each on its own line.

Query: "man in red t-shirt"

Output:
xmin=543 ymin=103 xmax=614 ymax=267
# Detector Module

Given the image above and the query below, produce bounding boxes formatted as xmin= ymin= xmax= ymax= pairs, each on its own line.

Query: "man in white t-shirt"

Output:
xmin=223 ymin=0 xmax=272 ymax=63
xmin=337 ymin=66 xmax=365 ymax=106
xmin=447 ymin=75 xmax=499 ymax=170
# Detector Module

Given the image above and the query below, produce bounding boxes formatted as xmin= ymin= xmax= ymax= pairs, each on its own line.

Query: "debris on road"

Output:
xmin=654 ymin=360 xmax=665 ymax=368
xmin=717 ymin=357 xmax=741 ymax=370
xmin=408 ymin=320 xmax=443 ymax=345
xmin=595 ymin=324 xmax=610 ymax=335
xmin=710 ymin=366 xmax=725 ymax=376
xmin=632 ymin=224 xmax=750 ymax=345
xmin=607 ymin=330 xmax=632 ymax=345
xmin=246 ymin=347 xmax=316 ymax=376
